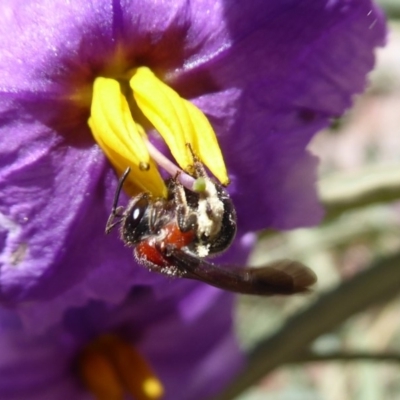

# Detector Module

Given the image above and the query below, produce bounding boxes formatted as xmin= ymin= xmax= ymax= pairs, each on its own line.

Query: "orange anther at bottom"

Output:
xmin=79 ymin=335 xmax=164 ymax=400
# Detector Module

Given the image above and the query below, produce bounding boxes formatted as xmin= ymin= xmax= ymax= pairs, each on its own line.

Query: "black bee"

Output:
xmin=106 ymin=155 xmax=316 ymax=295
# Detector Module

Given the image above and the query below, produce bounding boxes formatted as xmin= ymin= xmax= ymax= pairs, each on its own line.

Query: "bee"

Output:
xmin=106 ymin=154 xmax=316 ymax=295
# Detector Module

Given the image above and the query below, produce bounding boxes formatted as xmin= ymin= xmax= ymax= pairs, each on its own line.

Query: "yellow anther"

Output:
xmin=89 ymin=67 xmax=229 ymax=200
xmin=79 ymin=348 xmax=124 ymax=400
xmin=143 ymin=377 xmax=164 ymax=399
xmin=130 ymin=67 xmax=229 ymax=185
xmin=89 ymin=77 xmax=167 ymax=197
xmin=79 ymin=335 xmax=164 ymax=400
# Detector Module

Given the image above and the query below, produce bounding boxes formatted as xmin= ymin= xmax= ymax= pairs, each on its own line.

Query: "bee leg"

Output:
xmin=177 ymin=207 xmax=198 ymax=233
xmin=105 ymin=206 xmax=125 ymax=233
xmin=168 ymin=170 xmax=198 ymax=233
xmin=105 ymin=168 xmax=131 ymax=233
xmin=186 ymin=143 xmax=207 ymax=178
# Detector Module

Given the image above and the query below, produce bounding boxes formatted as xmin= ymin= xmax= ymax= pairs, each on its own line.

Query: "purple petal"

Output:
xmin=139 ymin=287 xmax=243 ymax=400
xmin=0 ymin=309 xmax=85 ymax=400
xmin=0 ymin=287 xmax=243 ymax=400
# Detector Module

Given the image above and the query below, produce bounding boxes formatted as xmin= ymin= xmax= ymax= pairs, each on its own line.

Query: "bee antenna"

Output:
xmin=105 ymin=167 xmax=131 ymax=234
xmin=112 ymin=168 xmax=131 ymax=212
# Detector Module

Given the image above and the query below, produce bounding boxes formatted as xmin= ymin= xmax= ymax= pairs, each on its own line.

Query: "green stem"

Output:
xmin=291 ymin=350 xmax=400 ymax=364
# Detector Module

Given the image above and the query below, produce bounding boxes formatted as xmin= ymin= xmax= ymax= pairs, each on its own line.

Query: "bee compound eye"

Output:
xmin=129 ymin=197 xmax=148 ymax=226
xmin=123 ymin=196 xmax=150 ymax=243
xmin=131 ymin=202 xmax=145 ymax=224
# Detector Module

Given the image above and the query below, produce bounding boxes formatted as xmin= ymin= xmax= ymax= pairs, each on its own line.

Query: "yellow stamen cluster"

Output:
xmin=88 ymin=66 xmax=228 ymax=198
xmin=79 ymin=335 xmax=164 ymax=400
xmin=89 ymin=77 xmax=165 ymax=197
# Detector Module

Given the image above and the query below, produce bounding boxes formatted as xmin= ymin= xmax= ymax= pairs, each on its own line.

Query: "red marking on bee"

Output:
xmin=135 ymin=222 xmax=195 ymax=268
xmin=162 ymin=222 xmax=195 ymax=249
xmin=135 ymin=241 xmax=165 ymax=268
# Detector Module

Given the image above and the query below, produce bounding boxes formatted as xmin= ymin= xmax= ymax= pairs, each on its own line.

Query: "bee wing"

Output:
xmin=166 ymin=248 xmax=317 ymax=295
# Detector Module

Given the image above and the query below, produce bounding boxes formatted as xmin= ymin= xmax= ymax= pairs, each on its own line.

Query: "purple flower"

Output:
xmin=0 ymin=285 xmax=243 ymax=400
xmin=0 ymin=0 xmax=386 ymax=331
